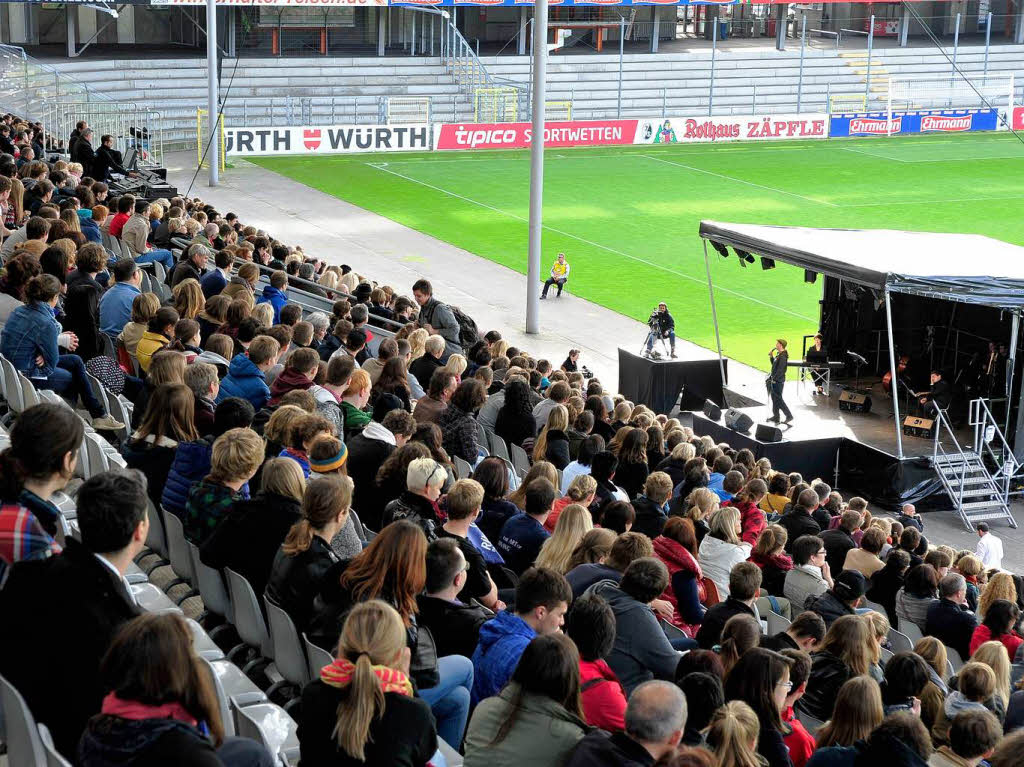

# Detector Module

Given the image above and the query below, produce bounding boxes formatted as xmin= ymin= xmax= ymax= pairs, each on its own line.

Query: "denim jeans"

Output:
xmin=135 ymin=248 xmax=175 ymax=271
xmin=647 ymin=329 xmax=676 ymax=351
xmin=418 ymin=655 xmax=473 ymax=749
xmin=670 ymin=636 xmax=698 ymax=651
xmin=36 ymin=354 xmax=105 ymax=417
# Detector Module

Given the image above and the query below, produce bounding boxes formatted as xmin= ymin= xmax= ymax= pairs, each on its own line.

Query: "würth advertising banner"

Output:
xmin=224 ymin=124 xmax=431 ymax=156
xmin=434 ymin=120 xmax=639 ymax=150
xmin=633 ymin=114 xmax=829 ymax=144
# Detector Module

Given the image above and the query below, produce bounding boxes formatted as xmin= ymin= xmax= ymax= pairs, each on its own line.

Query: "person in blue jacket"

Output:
xmin=0 ymin=273 xmax=122 ymax=430
xmin=256 ymin=270 xmax=289 ymax=324
xmin=216 ymin=335 xmax=280 ymax=411
xmin=471 ymin=566 xmax=571 ymax=705
xmin=161 ymin=397 xmax=256 ymax=518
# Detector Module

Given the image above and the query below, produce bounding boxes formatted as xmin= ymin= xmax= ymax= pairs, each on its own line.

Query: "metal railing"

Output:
xmin=970 ymin=398 xmax=1020 ymax=500
xmin=0 ymin=43 xmax=113 ymax=123
xmin=45 ymin=102 xmax=166 ymax=168
xmin=932 ymin=405 xmax=971 ymax=512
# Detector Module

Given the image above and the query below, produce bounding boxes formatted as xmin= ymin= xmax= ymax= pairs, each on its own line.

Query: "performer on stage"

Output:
xmin=917 ymin=369 xmax=952 ymax=417
xmin=645 ymin=302 xmax=677 ymax=358
xmin=768 ymin=339 xmax=793 ymax=424
xmin=805 ymin=333 xmax=828 ymax=395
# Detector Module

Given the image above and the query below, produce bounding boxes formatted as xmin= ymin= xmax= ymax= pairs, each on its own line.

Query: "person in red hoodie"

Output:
xmin=566 ymin=592 xmax=627 ymax=732
xmin=778 ymin=648 xmax=816 ymax=767
xmin=652 ymin=516 xmax=706 ymax=637
xmin=725 ymin=478 xmax=769 ymax=547
xmin=969 ymin=598 xmax=1023 ymax=658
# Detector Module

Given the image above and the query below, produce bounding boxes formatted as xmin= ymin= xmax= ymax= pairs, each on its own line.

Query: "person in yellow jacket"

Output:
xmin=136 ymin=306 xmax=178 ymax=373
xmin=541 ymin=253 xmax=570 ymax=299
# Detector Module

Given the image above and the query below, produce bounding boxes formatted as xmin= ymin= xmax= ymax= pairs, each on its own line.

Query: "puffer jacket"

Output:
xmin=216 ymin=353 xmax=271 ymax=410
xmin=697 ymin=534 xmax=752 ymax=598
xmin=161 ymin=438 xmax=213 ymax=517
xmin=895 ymin=588 xmax=937 ymax=634
xmin=470 ymin=609 xmax=537 ymax=705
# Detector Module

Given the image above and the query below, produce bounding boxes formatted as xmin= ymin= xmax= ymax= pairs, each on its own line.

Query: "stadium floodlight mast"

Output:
xmin=525 ymin=0 xmax=549 ymax=335
xmin=206 ymin=0 xmax=219 ymax=187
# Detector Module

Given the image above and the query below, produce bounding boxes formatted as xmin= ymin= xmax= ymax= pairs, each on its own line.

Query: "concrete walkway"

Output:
xmin=164 ymin=151 xmax=731 ymax=388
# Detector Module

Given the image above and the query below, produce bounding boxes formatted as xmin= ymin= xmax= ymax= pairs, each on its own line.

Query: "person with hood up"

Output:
xmin=470 ymin=566 xmax=571 ymax=706
xmin=593 ymin=557 xmax=685 ymax=696
xmin=805 ymin=569 xmax=867 ymax=629
xmin=256 ymin=269 xmax=289 ymax=324
xmin=805 ymin=712 xmax=932 ymax=767
xmin=216 ymin=335 xmax=280 ymax=410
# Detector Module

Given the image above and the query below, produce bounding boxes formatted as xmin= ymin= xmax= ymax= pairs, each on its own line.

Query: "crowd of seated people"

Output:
xmin=4 ymin=111 xmax=1024 ymax=767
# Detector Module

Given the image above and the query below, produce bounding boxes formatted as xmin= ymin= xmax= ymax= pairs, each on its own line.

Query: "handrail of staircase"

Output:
xmin=933 ymin=405 xmax=969 ymax=514
xmin=970 ymin=397 xmax=1017 ymax=504
xmin=970 ymin=397 xmax=1019 ymax=476
xmin=0 ymin=43 xmax=114 ymax=113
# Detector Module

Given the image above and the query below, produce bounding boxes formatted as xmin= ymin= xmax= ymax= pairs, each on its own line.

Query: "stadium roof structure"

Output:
xmin=699 ymin=220 xmax=1024 ymax=311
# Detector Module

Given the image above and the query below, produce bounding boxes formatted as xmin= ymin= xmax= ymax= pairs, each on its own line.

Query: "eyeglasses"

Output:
xmin=815 ymin=550 xmax=826 ymax=556
xmin=777 ymin=680 xmax=793 ymax=691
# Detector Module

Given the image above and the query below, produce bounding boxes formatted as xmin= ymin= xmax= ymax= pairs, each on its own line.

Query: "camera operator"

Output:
xmin=646 ymin=302 xmax=677 ymax=358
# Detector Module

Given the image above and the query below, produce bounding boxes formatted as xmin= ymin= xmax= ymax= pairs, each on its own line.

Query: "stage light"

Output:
xmin=761 ymin=257 xmax=775 ymax=270
xmin=735 ymin=249 xmax=755 ymax=265
xmin=804 ymin=269 xmax=818 ymax=284
xmin=711 ymin=241 xmax=729 ymax=258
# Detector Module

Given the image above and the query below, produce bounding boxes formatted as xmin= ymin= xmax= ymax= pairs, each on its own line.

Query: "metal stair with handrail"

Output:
xmin=931 ymin=398 xmax=1018 ymax=532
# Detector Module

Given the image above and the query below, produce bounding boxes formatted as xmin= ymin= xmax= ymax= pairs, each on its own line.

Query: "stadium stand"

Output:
xmin=4 ymin=107 xmax=1024 ymax=767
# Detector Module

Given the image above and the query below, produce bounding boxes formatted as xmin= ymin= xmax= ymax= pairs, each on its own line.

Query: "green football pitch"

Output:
xmin=251 ymin=132 xmax=1024 ymax=371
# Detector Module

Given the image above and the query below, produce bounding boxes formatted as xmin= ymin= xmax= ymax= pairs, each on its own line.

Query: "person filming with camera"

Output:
xmin=645 ymin=302 xmax=676 ymax=358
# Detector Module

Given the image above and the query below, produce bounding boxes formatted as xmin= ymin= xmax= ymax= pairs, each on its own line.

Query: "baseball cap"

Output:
xmin=833 ymin=570 xmax=867 ymax=602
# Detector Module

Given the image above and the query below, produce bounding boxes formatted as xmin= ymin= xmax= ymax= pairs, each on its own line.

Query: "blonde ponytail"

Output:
xmin=330 ymin=601 xmax=408 ymax=761
xmin=334 ymin=652 xmax=385 ymax=760
xmin=707 ymin=701 xmax=762 ymax=767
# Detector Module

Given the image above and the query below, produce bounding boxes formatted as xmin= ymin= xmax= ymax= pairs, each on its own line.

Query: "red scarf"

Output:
xmin=320 ymin=658 xmax=413 ymax=697
xmin=101 ymin=692 xmax=197 ymax=727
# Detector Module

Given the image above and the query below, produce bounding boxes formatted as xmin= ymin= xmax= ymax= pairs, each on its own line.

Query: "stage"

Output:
xmin=619 ymin=345 xmax=976 ymax=510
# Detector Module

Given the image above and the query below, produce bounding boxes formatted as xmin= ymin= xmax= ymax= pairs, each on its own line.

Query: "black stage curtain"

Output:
xmin=690 ymin=414 xmax=841 ymax=483
xmin=838 ymin=441 xmax=945 ymax=511
xmin=618 ymin=350 xmax=726 ymax=414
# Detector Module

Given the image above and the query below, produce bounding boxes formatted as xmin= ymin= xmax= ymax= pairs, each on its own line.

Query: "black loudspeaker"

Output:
xmin=724 ymin=408 xmax=754 ymax=434
xmin=903 ymin=416 xmax=935 ymax=438
xmin=756 ymin=423 xmax=783 ymax=443
xmin=703 ymin=399 xmax=722 ymax=421
xmin=839 ymin=390 xmax=873 ymax=413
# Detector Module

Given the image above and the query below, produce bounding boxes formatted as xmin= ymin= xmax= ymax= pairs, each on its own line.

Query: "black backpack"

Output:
xmin=449 ymin=305 xmax=480 ymax=349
